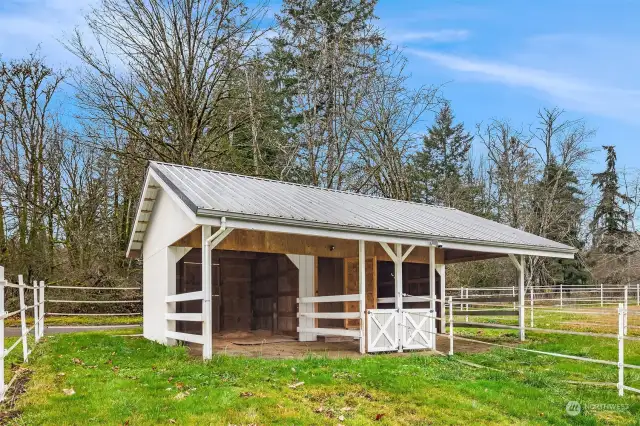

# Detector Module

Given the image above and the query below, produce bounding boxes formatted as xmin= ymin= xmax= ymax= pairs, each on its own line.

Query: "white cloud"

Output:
xmin=407 ymin=47 xmax=640 ymax=124
xmin=0 ymin=0 xmax=96 ymax=66
xmin=387 ymin=29 xmax=469 ymax=43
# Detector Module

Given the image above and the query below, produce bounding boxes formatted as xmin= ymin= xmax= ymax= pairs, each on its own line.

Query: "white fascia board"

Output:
xmin=126 ymin=171 xmax=155 ymax=258
xmin=126 ymin=168 xmax=198 ymax=258
xmin=195 ymin=213 xmax=576 ymax=259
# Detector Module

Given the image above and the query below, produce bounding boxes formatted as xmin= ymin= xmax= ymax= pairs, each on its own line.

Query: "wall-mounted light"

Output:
xmin=329 ymin=245 xmax=335 ymax=251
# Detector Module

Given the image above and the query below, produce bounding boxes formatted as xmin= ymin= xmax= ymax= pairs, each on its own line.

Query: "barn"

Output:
xmin=126 ymin=162 xmax=577 ymax=358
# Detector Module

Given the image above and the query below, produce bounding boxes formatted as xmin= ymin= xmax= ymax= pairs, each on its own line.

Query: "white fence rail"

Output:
xmin=0 ymin=266 xmax=46 ymax=401
xmin=445 ymin=288 xmax=640 ymax=397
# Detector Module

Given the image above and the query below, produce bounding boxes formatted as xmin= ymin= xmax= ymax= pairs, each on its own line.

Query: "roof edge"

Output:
xmin=195 ymin=208 xmax=577 ymax=259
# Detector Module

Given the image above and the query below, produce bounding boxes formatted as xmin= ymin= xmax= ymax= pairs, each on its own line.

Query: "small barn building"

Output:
xmin=126 ymin=162 xmax=576 ymax=358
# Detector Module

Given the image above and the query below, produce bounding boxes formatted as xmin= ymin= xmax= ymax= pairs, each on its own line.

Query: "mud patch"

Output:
xmin=0 ymin=366 xmax=32 ymax=423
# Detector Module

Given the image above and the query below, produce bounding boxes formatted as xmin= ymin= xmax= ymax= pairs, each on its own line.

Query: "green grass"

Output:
xmin=4 ymin=315 xmax=142 ymax=327
xmin=5 ymin=330 xmax=640 ymax=425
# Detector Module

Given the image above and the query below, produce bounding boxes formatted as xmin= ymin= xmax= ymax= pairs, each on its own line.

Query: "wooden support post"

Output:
xmin=33 ymin=281 xmax=39 ymax=343
xmin=394 ymin=244 xmax=403 ymax=352
xmin=39 ymin=280 xmax=45 ymax=339
xmin=18 ymin=275 xmax=28 ymax=362
xmin=448 ymin=296 xmax=453 ymax=356
xmin=618 ymin=303 xmax=624 ymax=396
xmin=358 ymin=240 xmax=366 ymax=354
xmin=0 ymin=266 xmax=5 ymax=400
xmin=201 ymin=225 xmax=213 ymax=360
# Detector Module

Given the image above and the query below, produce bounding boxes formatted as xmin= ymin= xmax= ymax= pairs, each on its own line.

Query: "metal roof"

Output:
xmin=136 ymin=161 xmax=575 ymax=256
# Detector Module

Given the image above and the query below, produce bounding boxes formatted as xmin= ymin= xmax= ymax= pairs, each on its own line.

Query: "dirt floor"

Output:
xmin=185 ymin=331 xmax=490 ymax=359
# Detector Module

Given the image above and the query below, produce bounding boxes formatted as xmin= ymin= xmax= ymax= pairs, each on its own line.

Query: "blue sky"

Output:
xmin=1 ymin=0 xmax=638 ymax=173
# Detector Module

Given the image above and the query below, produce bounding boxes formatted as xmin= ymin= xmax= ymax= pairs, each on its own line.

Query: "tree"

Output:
xmin=591 ymin=145 xmax=632 ymax=251
xmin=67 ymin=0 xmax=267 ymax=167
xmin=269 ymin=0 xmax=385 ymax=189
xmin=351 ymin=53 xmax=440 ymax=200
xmin=414 ymin=102 xmax=473 ymax=207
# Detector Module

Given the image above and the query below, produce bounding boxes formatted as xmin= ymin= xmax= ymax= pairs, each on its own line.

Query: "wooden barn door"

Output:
xmin=343 ymin=256 xmax=377 ymax=329
xmin=220 ymin=258 xmax=253 ymax=332
xmin=277 ymin=256 xmax=299 ymax=336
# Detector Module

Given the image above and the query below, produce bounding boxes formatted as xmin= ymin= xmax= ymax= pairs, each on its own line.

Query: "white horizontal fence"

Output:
xmin=45 ymin=284 xmax=141 ymax=326
xmin=296 ymin=294 xmax=362 ymax=338
xmin=445 ymin=285 xmax=640 ymax=397
xmin=165 ymin=290 xmax=206 ymax=345
xmin=0 ymin=266 xmax=46 ymax=401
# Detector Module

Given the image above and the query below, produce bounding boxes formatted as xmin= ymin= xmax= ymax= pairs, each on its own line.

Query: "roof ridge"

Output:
xmin=150 ymin=161 xmax=459 ymax=211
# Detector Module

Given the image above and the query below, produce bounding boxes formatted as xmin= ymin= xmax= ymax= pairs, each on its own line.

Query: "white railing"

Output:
xmin=165 ymin=291 xmax=205 ymax=345
xmin=296 ymin=294 xmax=362 ymax=338
xmin=0 ymin=266 xmax=46 ymax=401
xmin=45 ymin=284 xmax=142 ymax=326
xmin=445 ymin=293 xmax=640 ymax=397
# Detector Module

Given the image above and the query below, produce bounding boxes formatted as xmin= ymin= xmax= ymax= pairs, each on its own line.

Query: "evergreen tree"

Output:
xmin=269 ymin=0 xmax=384 ymax=188
xmin=414 ymin=102 xmax=473 ymax=207
xmin=541 ymin=165 xmax=589 ymax=285
xmin=591 ymin=145 xmax=631 ymax=251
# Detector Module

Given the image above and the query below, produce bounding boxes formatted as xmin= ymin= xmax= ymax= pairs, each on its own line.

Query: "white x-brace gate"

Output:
xmin=367 ymin=308 xmax=434 ymax=352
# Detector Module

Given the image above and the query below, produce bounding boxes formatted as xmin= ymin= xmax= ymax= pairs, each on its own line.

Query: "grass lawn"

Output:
xmin=4 ymin=330 xmax=640 ymax=425
xmin=4 ymin=315 xmax=142 ymax=328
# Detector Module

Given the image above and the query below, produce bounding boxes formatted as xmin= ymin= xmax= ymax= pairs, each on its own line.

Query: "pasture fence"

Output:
xmin=445 ymin=284 xmax=640 ymax=396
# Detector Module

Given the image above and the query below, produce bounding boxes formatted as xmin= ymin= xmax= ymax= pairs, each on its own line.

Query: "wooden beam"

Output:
xmin=172 ymin=227 xmax=445 ymax=263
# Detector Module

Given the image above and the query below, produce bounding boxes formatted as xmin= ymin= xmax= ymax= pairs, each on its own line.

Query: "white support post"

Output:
xmin=459 ymin=287 xmax=464 ymax=311
xmin=509 ymin=254 xmax=525 ymax=341
xmin=530 ymin=286 xmax=534 ymax=327
xmin=0 ymin=266 xmax=5 ymax=401
xmin=436 ymin=264 xmax=445 ymax=334
xmin=624 ymin=286 xmax=628 ymax=336
xmin=637 ymin=283 xmax=639 ymax=306
xmin=448 ymin=296 xmax=453 ymax=356
xmin=429 ymin=246 xmax=436 ymax=312
xmin=201 ymin=225 xmax=213 ymax=360
xmin=33 ymin=281 xmax=39 ymax=343
xmin=512 ymin=286 xmax=516 ymax=310
xmin=560 ymin=283 xmax=563 ymax=308
xmin=618 ymin=303 xmax=624 ymax=397
xmin=601 ymin=283 xmax=604 ymax=307
xmin=358 ymin=240 xmax=366 ymax=354
xmin=39 ymin=280 xmax=45 ymax=339
xmin=394 ymin=244 xmax=403 ymax=352
xmin=18 ymin=275 xmax=28 ymax=362
xmin=465 ymin=288 xmax=469 ymax=323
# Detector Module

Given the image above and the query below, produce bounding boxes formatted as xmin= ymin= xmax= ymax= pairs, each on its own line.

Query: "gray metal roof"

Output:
xmin=146 ymin=162 xmax=575 ymax=255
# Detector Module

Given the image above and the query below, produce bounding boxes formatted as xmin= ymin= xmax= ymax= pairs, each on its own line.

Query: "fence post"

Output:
xmin=0 ymin=266 xmax=5 ymax=401
xmin=601 ymin=284 xmax=604 ymax=307
xmin=637 ymin=283 xmax=639 ymax=306
xmin=512 ymin=286 xmax=516 ymax=310
xmin=39 ymin=280 xmax=45 ymax=339
xmin=465 ymin=288 xmax=469 ymax=322
xmin=560 ymin=283 xmax=563 ymax=308
xmin=33 ymin=281 xmax=39 ymax=343
xmin=618 ymin=303 xmax=624 ymax=397
xmin=448 ymin=296 xmax=453 ymax=356
xmin=624 ymin=286 xmax=628 ymax=336
xmin=18 ymin=275 xmax=28 ymax=363
xmin=530 ymin=287 xmax=534 ymax=327
xmin=459 ymin=287 xmax=463 ymax=312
